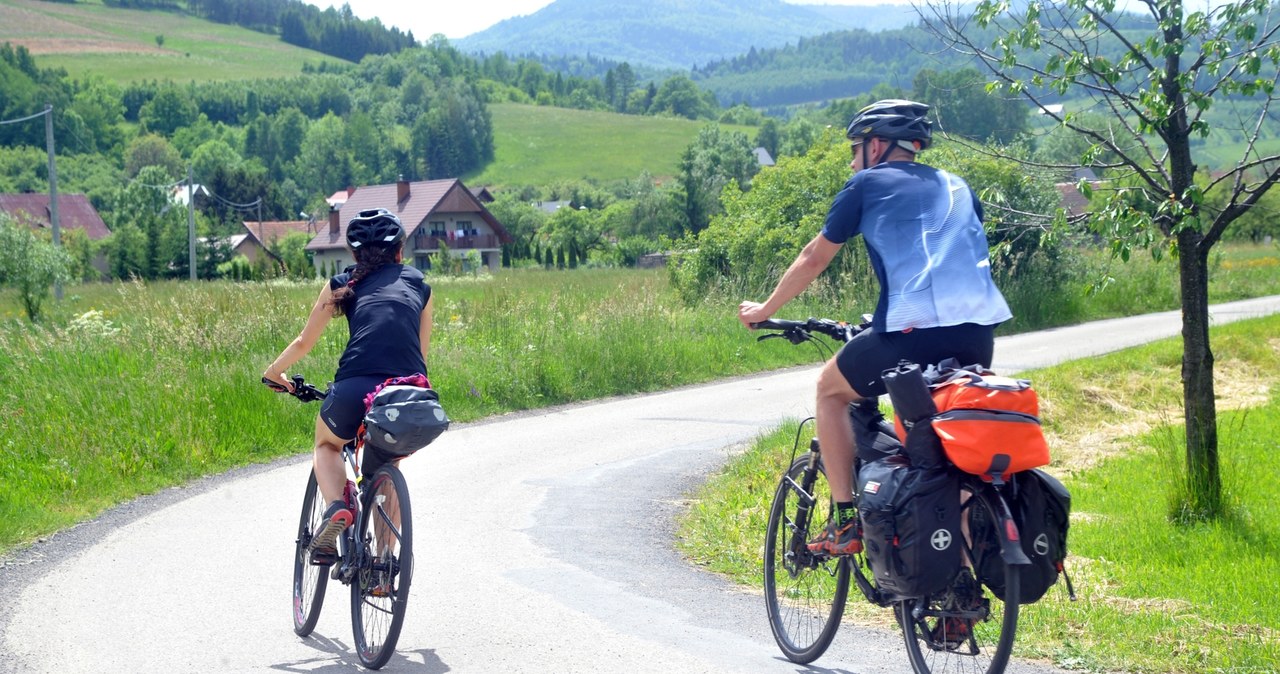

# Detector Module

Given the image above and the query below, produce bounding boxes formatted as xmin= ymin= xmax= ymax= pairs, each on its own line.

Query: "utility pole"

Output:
xmin=187 ymin=165 xmax=196 ymax=281
xmin=45 ymin=103 xmax=62 ymax=300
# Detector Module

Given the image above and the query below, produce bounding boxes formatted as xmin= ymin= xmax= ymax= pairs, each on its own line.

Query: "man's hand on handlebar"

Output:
xmin=738 ymin=300 xmax=773 ymax=329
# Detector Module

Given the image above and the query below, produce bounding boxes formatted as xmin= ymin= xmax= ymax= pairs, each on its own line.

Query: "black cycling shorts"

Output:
xmin=835 ymin=323 xmax=996 ymax=397
xmin=319 ymin=375 xmax=388 ymax=439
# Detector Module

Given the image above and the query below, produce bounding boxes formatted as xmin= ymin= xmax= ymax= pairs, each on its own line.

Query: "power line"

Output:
xmin=0 ymin=108 xmax=49 ymax=126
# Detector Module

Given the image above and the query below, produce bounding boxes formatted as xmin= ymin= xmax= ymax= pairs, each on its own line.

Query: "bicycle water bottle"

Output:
xmin=881 ymin=362 xmax=936 ymax=427
xmin=882 ymin=362 xmax=945 ymax=469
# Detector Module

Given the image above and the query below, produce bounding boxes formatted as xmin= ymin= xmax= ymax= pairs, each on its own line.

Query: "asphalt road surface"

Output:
xmin=3 ymin=296 xmax=1278 ymax=673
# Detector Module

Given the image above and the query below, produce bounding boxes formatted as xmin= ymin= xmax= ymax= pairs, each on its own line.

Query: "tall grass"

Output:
xmin=0 ymin=270 xmax=816 ymax=552
xmin=0 ymin=242 xmax=1277 ymax=555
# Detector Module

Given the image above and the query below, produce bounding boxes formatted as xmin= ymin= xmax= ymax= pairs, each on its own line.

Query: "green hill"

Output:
xmin=464 ymin=103 xmax=757 ymax=187
xmin=0 ymin=0 xmax=343 ymax=82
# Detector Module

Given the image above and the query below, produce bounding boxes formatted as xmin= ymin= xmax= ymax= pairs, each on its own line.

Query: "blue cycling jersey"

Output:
xmin=821 ymin=161 xmax=1012 ymax=333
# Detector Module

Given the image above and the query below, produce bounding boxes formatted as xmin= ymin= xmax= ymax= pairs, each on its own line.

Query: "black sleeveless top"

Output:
xmin=329 ymin=264 xmax=431 ymax=382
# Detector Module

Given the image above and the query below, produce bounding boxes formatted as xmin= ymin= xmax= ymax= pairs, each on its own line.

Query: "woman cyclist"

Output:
xmin=264 ymin=207 xmax=434 ymax=561
xmin=738 ymin=99 xmax=1011 ymax=556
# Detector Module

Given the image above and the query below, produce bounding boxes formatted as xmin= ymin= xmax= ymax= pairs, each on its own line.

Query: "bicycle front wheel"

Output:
xmin=350 ymin=464 xmax=414 ymax=670
xmin=763 ymin=454 xmax=850 ymax=664
xmin=292 ymin=469 xmax=329 ymax=636
xmin=899 ymin=488 xmax=1020 ymax=674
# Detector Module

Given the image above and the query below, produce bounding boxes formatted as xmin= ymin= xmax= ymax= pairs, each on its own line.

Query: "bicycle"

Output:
xmin=263 ymin=375 xmax=414 ymax=671
xmin=753 ymin=318 xmax=1026 ymax=674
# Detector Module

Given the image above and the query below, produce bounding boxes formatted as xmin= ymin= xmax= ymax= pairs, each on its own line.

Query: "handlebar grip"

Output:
xmin=261 ymin=376 xmax=289 ymax=392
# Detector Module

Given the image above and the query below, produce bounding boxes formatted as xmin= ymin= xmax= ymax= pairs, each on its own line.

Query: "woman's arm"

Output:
xmin=263 ymin=283 xmax=337 ymax=390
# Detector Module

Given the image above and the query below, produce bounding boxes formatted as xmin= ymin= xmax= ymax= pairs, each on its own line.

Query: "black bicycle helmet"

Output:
xmin=845 ymin=99 xmax=933 ymax=155
xmin=346 ymin=208 xmax=405 ymax=249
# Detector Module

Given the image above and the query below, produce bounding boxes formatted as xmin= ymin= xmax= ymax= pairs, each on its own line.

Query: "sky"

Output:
xmin=305 ymin=0 xmax=917 ymax=41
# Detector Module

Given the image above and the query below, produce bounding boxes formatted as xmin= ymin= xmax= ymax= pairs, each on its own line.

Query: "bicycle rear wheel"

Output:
xmin=292 ymin=469 xmax=330 ymax=636
xmin=899 ymin=488 xmax=1020 ymax=674
xmin=764 ymin=454 xmax=850 ymax=664
xmin=350 ymin=464 xmax=414 ymax=670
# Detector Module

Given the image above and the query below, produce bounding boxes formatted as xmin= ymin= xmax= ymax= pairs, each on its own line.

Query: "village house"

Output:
xmin=234 ymin=219 xmax=323 ymax=264
xmin=307 ymin=178 xmax=512 ymax=274
xmin=0 ymin=193 xmax=112 ymax=276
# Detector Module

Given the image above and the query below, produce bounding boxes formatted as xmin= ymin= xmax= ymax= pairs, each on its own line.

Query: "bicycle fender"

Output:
xmin=996 ymin=513 xmax=1032 ymax=566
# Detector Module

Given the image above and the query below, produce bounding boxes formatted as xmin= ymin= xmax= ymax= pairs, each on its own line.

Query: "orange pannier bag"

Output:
xmin=897 ymin=367 xmax=1050 ymax=482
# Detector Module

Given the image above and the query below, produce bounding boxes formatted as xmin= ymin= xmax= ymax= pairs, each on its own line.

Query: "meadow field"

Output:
xmin=464 ymin=103 xmax=759 ymax=187
xmin=0 ymin=0 xmax=342 ymax=81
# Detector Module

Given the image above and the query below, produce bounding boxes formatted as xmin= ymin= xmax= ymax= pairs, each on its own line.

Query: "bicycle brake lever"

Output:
xmin=757 ymin=333 xmax=785 ymax=342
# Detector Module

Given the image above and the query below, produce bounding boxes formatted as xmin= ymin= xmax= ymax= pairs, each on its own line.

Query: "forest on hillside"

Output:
xmin=2 ymin=1 xmax=1276 ymax=292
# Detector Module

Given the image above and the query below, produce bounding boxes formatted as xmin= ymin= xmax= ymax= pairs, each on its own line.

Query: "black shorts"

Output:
xmin=835 ymin=323 xmax=996 ymax=397
xmin=319 ymin=375 xmax=388 ymax=439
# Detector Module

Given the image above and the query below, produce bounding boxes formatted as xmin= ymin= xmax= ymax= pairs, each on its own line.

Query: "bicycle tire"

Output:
xmin=350 ymin=464 xmax=414 ymax=670
xmin=292 ymin=469 xmax=330 ymax=637
xmin=899 ymin=487 xmax=1020 ymax=674
xmin=763 ymin=454 xmax=850 ymax=664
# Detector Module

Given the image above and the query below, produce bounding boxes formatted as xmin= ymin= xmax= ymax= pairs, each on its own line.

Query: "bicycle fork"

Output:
xmin=781 ymin=440 xmax=825 ymax=574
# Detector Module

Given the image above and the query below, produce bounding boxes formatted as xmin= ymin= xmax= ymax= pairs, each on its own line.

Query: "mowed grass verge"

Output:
xmin=678 ymin=314 xmax=1280 ymax=673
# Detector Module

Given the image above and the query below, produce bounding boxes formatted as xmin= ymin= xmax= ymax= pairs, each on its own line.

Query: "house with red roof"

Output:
xmin=0 ymin=193 xmax=112 ymax=276
xmin=235 ymin=219 xmax=323 ymax=264
xmin=307 ymin=178 xmax=512 ymax=274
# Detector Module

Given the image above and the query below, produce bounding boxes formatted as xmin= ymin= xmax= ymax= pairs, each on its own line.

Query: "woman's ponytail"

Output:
xmin=329 ymin=244 xmax=401 ymax=316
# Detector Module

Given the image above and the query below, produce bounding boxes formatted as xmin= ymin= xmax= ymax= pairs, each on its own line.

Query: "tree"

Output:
xmin=912 ymin=67 xmax=1030 ymax=144
xmin=0 ymin=213 xmax=72 ymax=322
xmin=923 ymin=0 xmax=1280 ymax=520
xmin=677 ymin=124 xmax=761 ymax=234
xmin=139 ymin=85 xmax=200 ymax=136
xmin=124 ymin=133 xmax=185 ymax=180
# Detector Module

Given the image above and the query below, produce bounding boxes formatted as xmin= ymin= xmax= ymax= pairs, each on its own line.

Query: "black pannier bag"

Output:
xmin=858 ymin=455 xmax=963 ymax=598
xmin=973 ymin=468 xmax=1074 ymax=604
xmin=362 ymin=384 xmax=450 ymax=456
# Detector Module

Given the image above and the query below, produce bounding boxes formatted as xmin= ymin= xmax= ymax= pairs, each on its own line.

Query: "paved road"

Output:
xmin=3 ymin=296 xmax=1278 ymax=673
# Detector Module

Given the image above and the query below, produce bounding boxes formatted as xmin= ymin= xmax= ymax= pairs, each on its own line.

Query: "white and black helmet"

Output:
xmin=346 ymin=208 xmax=405 ymax=249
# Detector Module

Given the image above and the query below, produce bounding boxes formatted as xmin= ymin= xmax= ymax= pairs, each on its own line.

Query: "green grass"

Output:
xmin=0 ymin=0 xmax=343 ymax=81
xmin=0 ymin=269 xmax=822 ymax=554
xmin=465 ymin=103 xmax=758 ymax=187
xmin=679 ymin=314 xmax=1280 ymax=673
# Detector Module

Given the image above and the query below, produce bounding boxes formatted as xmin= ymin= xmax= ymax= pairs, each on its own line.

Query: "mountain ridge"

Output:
xmin=455 ymin=0 xmax=919 ymax=70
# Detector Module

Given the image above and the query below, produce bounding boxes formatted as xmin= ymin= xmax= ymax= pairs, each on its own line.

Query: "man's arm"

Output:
xmin=738 ymin=232 xmax=843 ymax=327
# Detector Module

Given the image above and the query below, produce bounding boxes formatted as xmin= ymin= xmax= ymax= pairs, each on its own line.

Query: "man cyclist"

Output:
xmin=738 ymin=99 xmax=1011 ymax=556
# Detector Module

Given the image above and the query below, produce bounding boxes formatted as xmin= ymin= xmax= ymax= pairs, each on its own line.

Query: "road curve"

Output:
xmin=3 ymin=296 xmax=1278 ymax=673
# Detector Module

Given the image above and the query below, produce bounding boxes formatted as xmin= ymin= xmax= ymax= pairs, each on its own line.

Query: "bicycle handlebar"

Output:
xmin=261 ymin=375 xmax=329 ymax=403
xmin=750 ymin=316 xmax=868 ymax=345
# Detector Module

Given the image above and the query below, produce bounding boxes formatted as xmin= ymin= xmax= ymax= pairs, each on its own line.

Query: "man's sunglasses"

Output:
xmin=849 ymin=140 xmax=863 ymax=159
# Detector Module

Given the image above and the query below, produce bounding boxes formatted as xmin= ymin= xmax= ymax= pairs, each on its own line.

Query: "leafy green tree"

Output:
xmin=912 ymin=67 xmax=1030 ymax=144
xmin=670 ymin=130 xmax=855 ymax=304
xmin=677 ymin=124 xmax=760 ymax=234
xmin=68 ymin=79 xmax=126 ymax=154
xmin=652 ymin=75 xmax=714 ymax=120
xmin=139 ymin=85 xmax=200 ymax=136
xmin=190 ymin=139 xmax=243 ymax=185
xmin=925 ymin=0 xmax=1280 ymax=519
xmin=106 ymin=165 xmax=188 ymax=278
xmin=124 ymin=134 xmax=184 ymax=180
xmin=0 ymin=213 xmax=72 ymax=322
xmin=293 ymin=113 xmax=355 ymax=195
